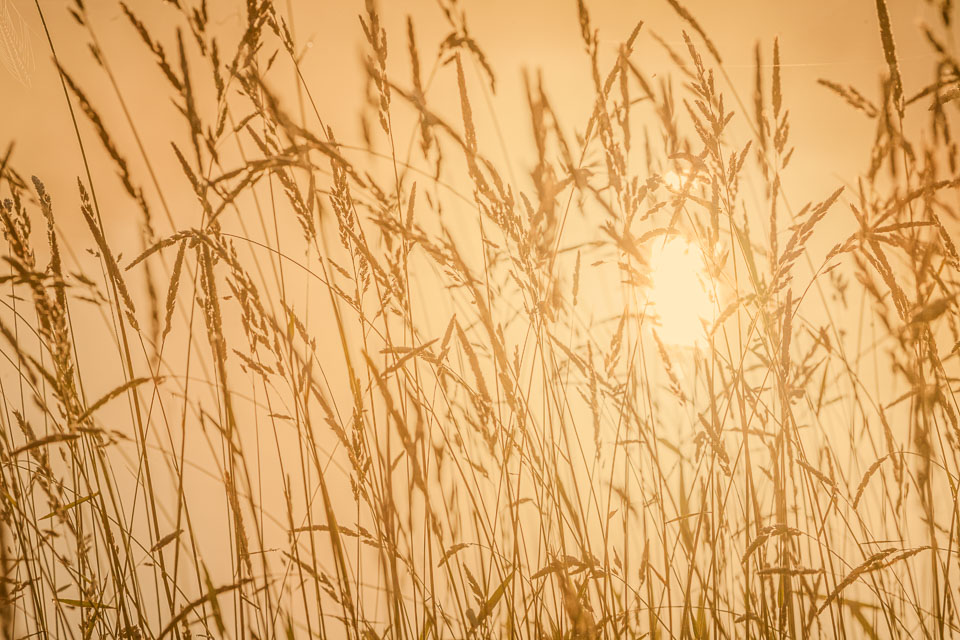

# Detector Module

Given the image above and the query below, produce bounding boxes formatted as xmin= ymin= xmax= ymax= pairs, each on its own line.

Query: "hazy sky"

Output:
xmin=1 ymin=0 xmax=946 ymax=239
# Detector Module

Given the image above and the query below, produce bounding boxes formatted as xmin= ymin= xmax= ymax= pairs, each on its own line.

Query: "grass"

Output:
xmin=0 ymin=0 xmax=959 ymax=637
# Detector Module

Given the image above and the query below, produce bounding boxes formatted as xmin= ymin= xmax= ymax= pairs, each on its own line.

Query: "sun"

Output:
xmin=647 ymin=236 xmax=715 ymax=346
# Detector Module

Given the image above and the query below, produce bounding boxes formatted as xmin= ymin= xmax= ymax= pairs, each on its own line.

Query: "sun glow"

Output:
xmin=648 ymin=237 xmax=715 ymax=346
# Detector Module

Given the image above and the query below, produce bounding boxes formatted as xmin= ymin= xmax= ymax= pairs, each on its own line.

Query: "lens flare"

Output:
xmin=647 ymin=237 xmax=715 ymax=346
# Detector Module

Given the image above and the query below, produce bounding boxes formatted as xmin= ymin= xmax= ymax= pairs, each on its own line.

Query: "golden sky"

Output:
xmin=1 ymin=0 xmax=943 ymax=241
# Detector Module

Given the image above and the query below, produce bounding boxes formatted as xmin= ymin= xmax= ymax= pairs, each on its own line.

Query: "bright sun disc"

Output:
xmin=648 ymin=237 xmax=715 ymax=346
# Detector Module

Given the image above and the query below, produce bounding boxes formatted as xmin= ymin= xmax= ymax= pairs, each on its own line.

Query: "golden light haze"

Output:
xmin=648 ymin=236 xmax=716 ymax=346
xmin=0 ymin=0 xmax=957 ymax=638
